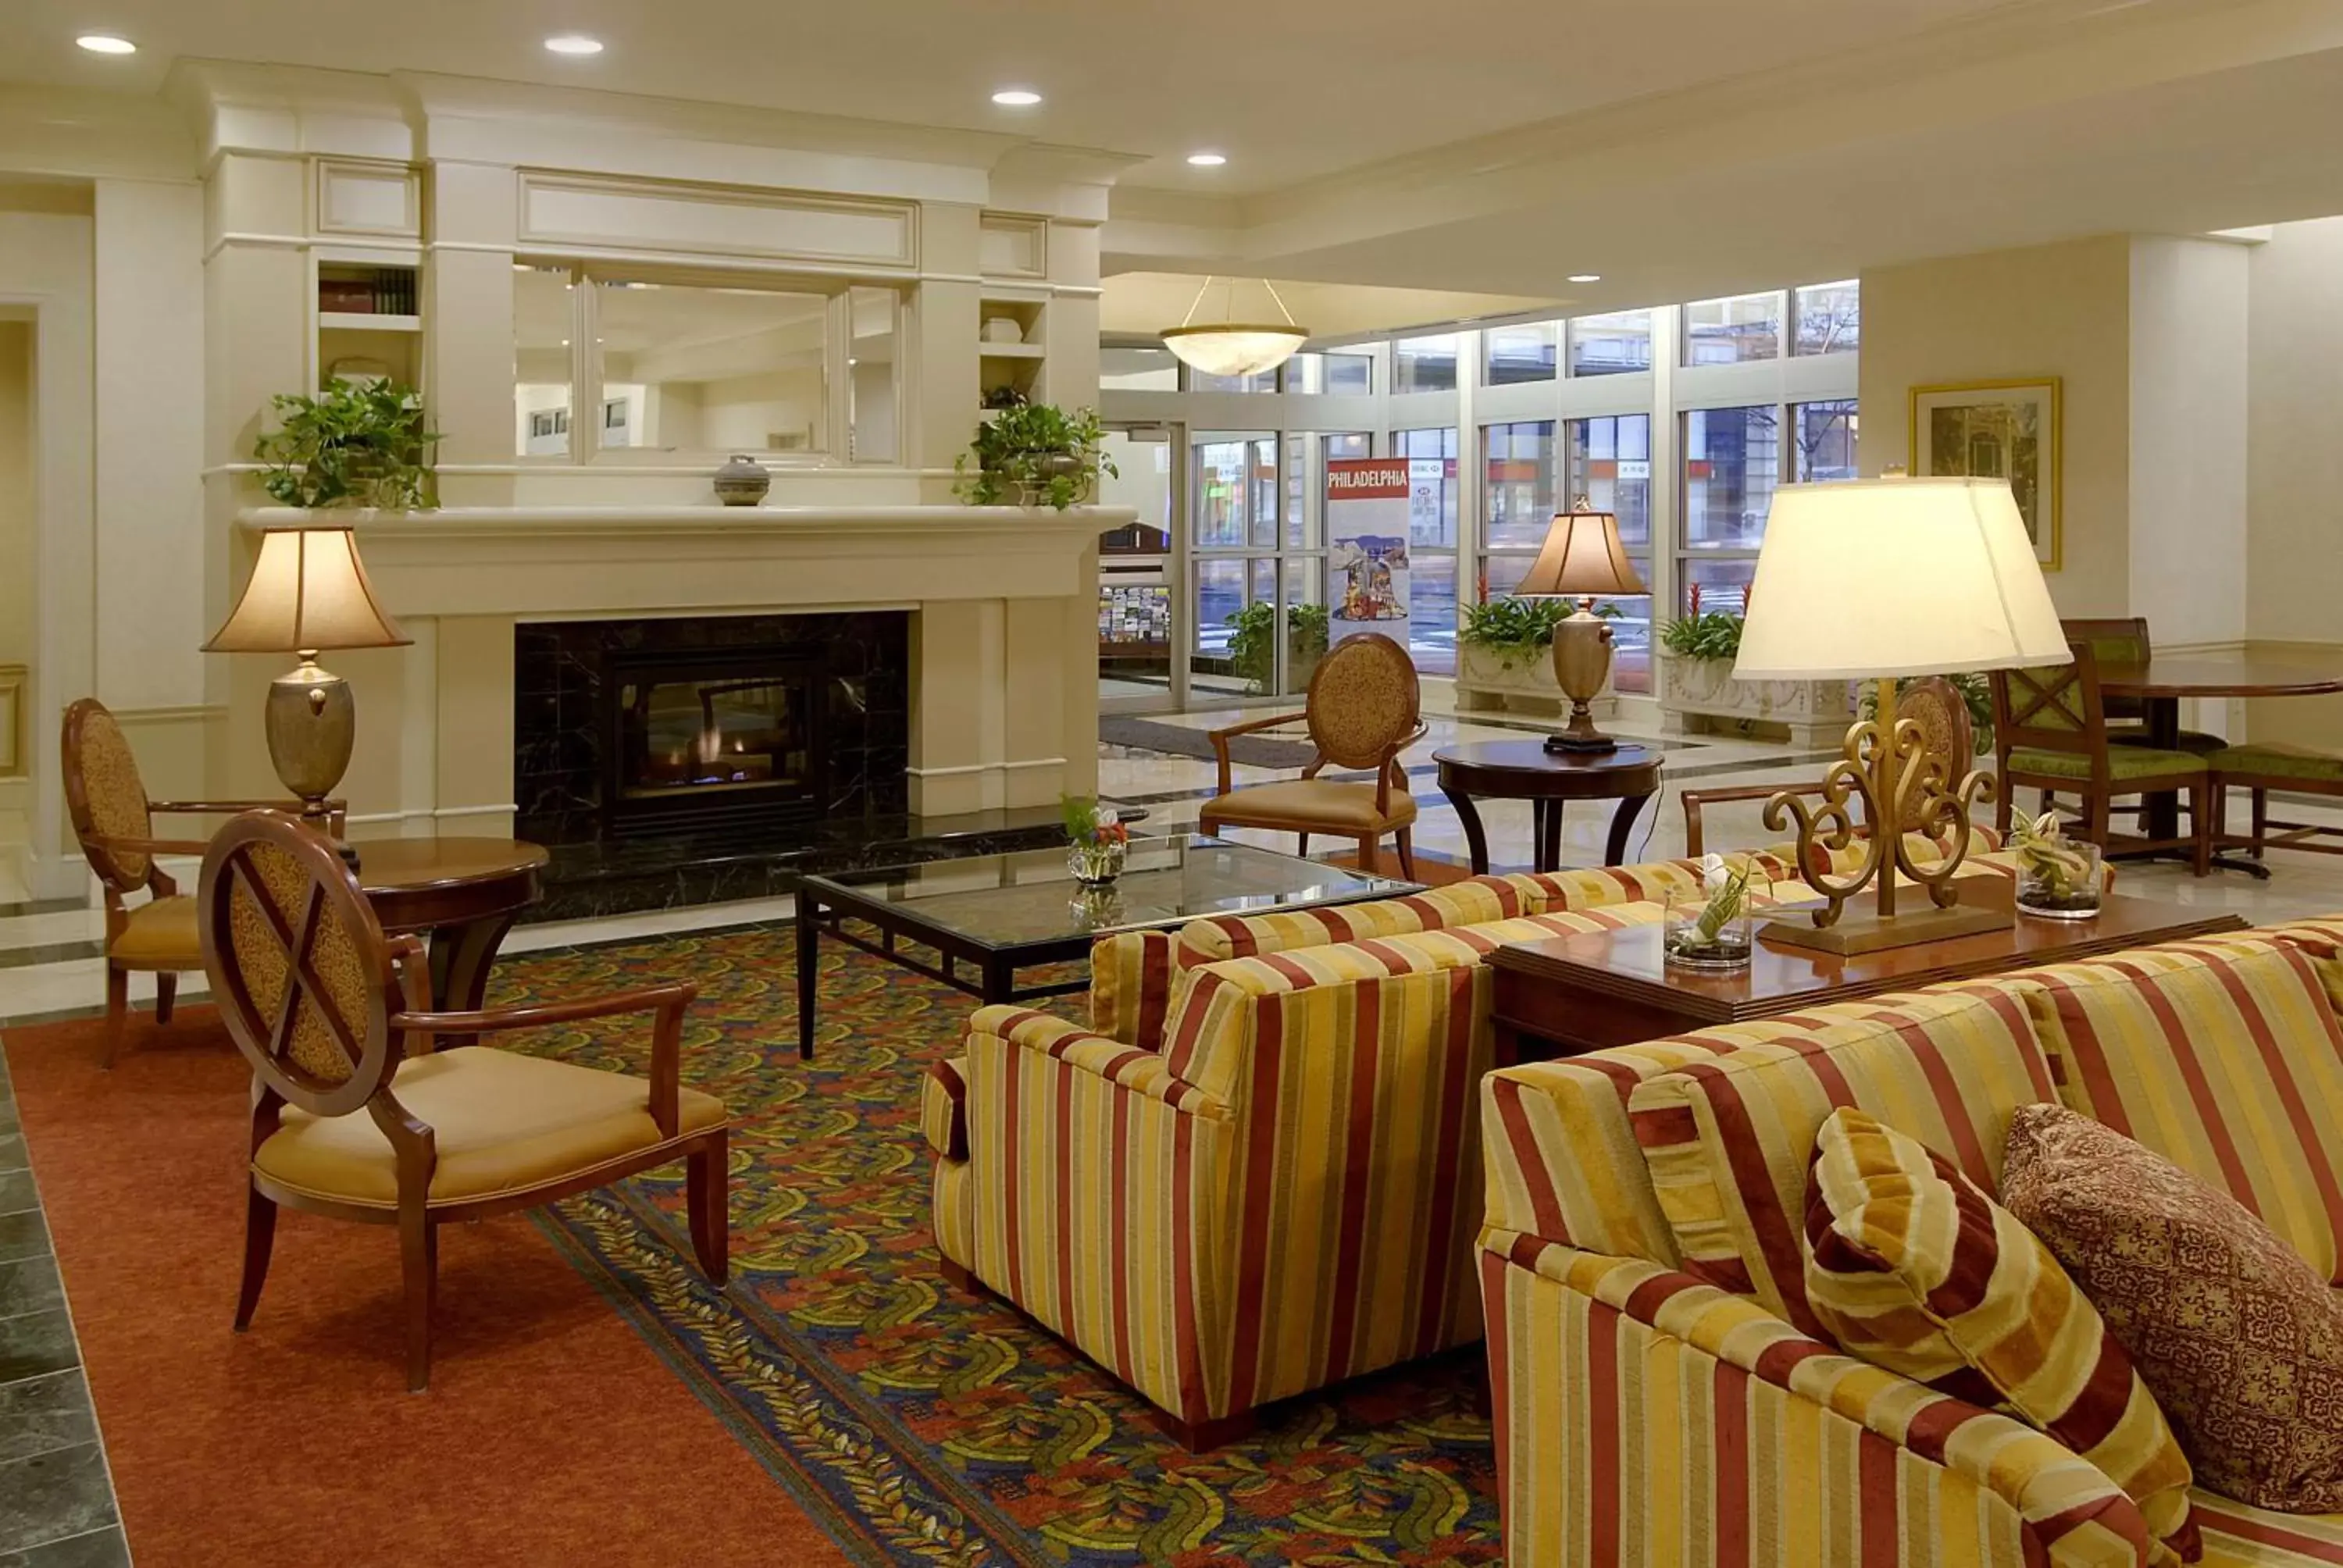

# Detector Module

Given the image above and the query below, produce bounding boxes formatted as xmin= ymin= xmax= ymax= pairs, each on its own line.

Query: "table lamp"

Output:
xmin=203 ymin=523 xmax=409 ymax=840
xmin=1734 ymin=474 xmax=2068 ymax=954
xmin=1514 ymin=498 xmax=1646 ymax=753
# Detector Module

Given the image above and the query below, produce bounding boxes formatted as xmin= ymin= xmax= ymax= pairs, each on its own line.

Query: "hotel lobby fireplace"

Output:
xmin=515 ymin=611 xmax=910 ymax=846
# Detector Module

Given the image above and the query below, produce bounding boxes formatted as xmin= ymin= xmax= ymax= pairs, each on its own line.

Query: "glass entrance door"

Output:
xmin=1188 ymin=430 xmax=1364 ymax=705
xmin=1096 ymin=425 xmax=1179 ymax=713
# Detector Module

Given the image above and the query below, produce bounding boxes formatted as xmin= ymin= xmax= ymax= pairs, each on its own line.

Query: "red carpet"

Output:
xmin=1 ymin=1007 xmax=847 ymax=1568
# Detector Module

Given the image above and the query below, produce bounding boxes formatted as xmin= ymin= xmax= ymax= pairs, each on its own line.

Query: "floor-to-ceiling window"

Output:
xmin=1680 ymin=404 xmax=1780 ymax=615
xmin=1095 ymin=277 xmax=1856 ymax=711
xmin=1393 ymin=426 xmax=1460 ymax=675
xmin=1478 ymin=420 xmax=1557 ymax=598
xmin=1567 ymin=414 xmax=1655 ymax=691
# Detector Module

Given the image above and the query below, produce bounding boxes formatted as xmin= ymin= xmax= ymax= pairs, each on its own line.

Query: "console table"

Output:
xmin=1490 ymin=883 xmax=2246 ymax=1061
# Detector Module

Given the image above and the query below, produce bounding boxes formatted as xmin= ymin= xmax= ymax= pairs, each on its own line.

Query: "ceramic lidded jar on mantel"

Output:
xmin=713 ymin=454 xmax=772 ymax=506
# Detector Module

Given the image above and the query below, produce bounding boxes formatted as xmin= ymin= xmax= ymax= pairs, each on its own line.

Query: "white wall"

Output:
xmin=94 ymin=179 xmax=206 ymax=712
xmin=2128 ymin=237 xmax=2249 ymax=650
xmin=0 ymin=205 xmax=95 ymax=892
xmin=1860 ymin=236 xmax=2134 ymax=616
xmin=0 ymin=319 xmax=30 ymax=674
xmin=2241 ymin=216 xmax=2343 ymax=747
xmin=2246 ymin=217 xmax=2343 ymax=644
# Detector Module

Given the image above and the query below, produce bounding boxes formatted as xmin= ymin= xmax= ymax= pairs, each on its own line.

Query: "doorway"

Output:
xmin=1095 ymin=424 xmax=1179 ymax=714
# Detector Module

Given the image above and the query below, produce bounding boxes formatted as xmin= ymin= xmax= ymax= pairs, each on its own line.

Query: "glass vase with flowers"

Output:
xmin=1062 ymin=796 xmax=1129 ymax=886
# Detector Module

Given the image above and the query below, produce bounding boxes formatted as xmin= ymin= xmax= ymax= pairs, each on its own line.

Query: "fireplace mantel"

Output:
xmin=223 ymin=503 xmax=1129 ymax=826
xmin=234 ymin=504 xmax=1134 ymax=619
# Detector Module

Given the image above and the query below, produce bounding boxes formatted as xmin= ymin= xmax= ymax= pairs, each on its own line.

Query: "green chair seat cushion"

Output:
xmin=2113 ymin=729 xmax=2226 ymax=756
xmin=2006 ymin=746 xmax=2208 ymax=782
xmin=2209 ymin=743 xmax=2343 ymax=783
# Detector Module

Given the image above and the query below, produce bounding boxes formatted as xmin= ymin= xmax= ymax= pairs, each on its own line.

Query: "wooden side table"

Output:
xmin=1490 ymin=882 xmax=2247 ymax=1062
xmin=1432 ymin=740 xmax=1664 ymax=874
xmin=356 ymin=837 xmax=549 ymax=1015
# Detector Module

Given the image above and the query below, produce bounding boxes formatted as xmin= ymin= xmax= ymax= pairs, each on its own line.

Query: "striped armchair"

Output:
xmin=1478 ymin=926 xmax=2343 ymax=1566
xmin=924 ymin=902 xmax=1671 ymax=1449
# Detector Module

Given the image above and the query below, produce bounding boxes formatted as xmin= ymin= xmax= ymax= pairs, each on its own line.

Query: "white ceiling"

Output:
xmin=0 ymin=0 xmax=2044 ymax=194
xmin=8 ymin=0 xmax=2343 ymax=328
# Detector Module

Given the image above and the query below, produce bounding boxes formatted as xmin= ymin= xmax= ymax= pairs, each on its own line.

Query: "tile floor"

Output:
xmin=0 ymin=1048 xmax=130 ymax=1566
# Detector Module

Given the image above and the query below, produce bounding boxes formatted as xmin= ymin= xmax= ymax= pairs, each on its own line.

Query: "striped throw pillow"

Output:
xmin=1804 ymin=1107 xmax=2202 ymax=1568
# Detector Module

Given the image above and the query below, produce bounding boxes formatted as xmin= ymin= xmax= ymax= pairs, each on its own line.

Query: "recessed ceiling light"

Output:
xmin=1567 ymin=273 xmax=1602 ymax=283
xmin=990 ymin=88 xmax=1041 ymax=106
xmin=544 ymin=34 xmax=604 ymax=55
xmin=75 ymin=34 xmax=136 ymax=54
xmin=1186 ymin=152 xmax=1227 ymax=167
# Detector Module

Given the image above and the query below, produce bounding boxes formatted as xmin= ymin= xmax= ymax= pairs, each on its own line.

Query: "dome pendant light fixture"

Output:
xmin=1159 ymin=276 xmax=1309 ymax=378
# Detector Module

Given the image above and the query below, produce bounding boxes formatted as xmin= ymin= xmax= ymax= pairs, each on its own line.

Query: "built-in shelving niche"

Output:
xmin=316 ymin=252 xmax=422 ymax=387
xmin=978 ymin=290 xmax=1049 ymax=414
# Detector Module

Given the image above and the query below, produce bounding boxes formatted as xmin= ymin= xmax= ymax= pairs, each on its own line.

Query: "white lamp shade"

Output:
xmin=1731 ymin=476 xmax=2067 ymax=682
xmin=1161 ymin=325 xmax=1309 ymax=378
xmin=204 ymin=525 xmax=412 ymax=654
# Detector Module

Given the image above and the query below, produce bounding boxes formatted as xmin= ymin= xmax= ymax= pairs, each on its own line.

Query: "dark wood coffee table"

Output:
xmin=1433 ymin=740 xmax=1664 ymax=874
xmin=1489 ymin=881 xmax=2248 ymax=1061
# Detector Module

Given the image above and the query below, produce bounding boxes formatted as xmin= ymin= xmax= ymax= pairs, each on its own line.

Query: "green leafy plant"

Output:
xmin=1459 ymin=596 xmax=1621 ymax=657
xmin=954 ymin=402 xmax=1117 ymax=510
xmin=252 ymin=379 xmax=440 ymax=509
xmin=1860 ymin=672 xmax=1995 ymax=755
xmin=2011 ymin=809 xmax=2098 ymax=906
xmin=1659 ymin=611 xmax=1744 ymax=661
xmin=1225 ymin=602 xmax=1331 ymax=696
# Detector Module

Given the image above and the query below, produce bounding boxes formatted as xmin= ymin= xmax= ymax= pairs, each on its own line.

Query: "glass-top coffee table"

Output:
xmin=791 ymin=835 xmax=1420 ymax=1059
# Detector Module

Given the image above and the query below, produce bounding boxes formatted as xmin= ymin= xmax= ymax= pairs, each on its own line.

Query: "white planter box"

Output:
xmin=1453 ymin=643 xmax=1617 ymax=719
xmin=1658 ymin=653 xmax=1853 ymax=747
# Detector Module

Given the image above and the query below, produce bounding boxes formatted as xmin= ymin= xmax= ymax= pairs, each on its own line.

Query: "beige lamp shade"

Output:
xmin=204 ymin=525 xmax=411 ymax=654
xmin=1732 ymin=476 xmax=2067 ymax=682
xmin=1514 ymin=506 xmax=1646 ymax=598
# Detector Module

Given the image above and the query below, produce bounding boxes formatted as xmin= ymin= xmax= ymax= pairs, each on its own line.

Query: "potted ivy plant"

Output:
xmin=954 ymin=402 xmax=1116 ymax=511
xmin=252 ymin=379 xmax=440 ymax=509
xmin=1656 ymin=591 xmax=1853 ymax=745
xmin=1454 ymin=596 xmax=1619 ymax=716
xmin=1225 ymin=602 xmax=1330 ymax=695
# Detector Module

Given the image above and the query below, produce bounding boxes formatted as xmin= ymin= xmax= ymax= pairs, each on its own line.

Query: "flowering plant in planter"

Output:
xmin=1062 ymin=795 xmax=1131 ymax=885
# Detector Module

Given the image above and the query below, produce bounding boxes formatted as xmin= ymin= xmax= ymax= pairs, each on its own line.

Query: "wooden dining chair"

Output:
xmin=62 ymin=697 xmax=344 ymax=1067
xmin=1198 ymin=633 xmax=1425 ymax=875
xmin=1991 ymin=641 xmax=2212 ymax=874
xmin=2057 ymin=617 xmax=2223 ymax=752
xmin=198 ymin=810 xmax=729 ymax=1391
xmin=1681 ymin=676 xmax=1975 ymax=858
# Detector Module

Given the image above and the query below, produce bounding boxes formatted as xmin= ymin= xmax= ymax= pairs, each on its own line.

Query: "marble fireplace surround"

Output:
xmin=226 ymin=504 xmax=1129 ymax=837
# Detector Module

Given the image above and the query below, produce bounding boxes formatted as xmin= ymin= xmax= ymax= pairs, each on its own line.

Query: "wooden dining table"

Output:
xmin=2099 ymin=655 xmax=2343 ymax=875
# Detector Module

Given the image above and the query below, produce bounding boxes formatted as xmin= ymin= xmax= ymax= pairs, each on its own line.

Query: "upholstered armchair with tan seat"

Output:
xmin=1198 ymin=632 xmax=1425 ymax=875
xmin=197 ymin=811 xmax=729 ymax=1391
xmin=62 ymin=697 xmax=344 ymax=1067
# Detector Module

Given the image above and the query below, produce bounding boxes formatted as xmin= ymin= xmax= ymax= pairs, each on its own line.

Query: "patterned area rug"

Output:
xmin=503 ymin=921 xmax=1503 ymax=1565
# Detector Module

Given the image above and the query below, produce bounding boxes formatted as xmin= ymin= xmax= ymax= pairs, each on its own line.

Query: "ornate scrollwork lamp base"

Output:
xmin=1760 ymin=675 xmax=2009 ymax=956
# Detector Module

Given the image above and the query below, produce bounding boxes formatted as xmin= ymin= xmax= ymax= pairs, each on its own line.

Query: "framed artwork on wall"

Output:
xmin=1908 ymin=377 xmax=2062 ymax=570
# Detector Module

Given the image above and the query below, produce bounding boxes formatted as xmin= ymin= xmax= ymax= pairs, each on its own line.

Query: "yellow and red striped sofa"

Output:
xmin=921 ymin=837 xmax=2031 ymax=1448
xmin=1479 ymin=919 xmax=2343 ymax=1566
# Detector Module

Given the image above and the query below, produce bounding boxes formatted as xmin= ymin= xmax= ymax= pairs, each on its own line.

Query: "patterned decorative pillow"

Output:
xmin=2002 ymin=1102 xmax=2343 ymax=1515
xmin=1804 ymin=1107 xmax=2202 ymax=1566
